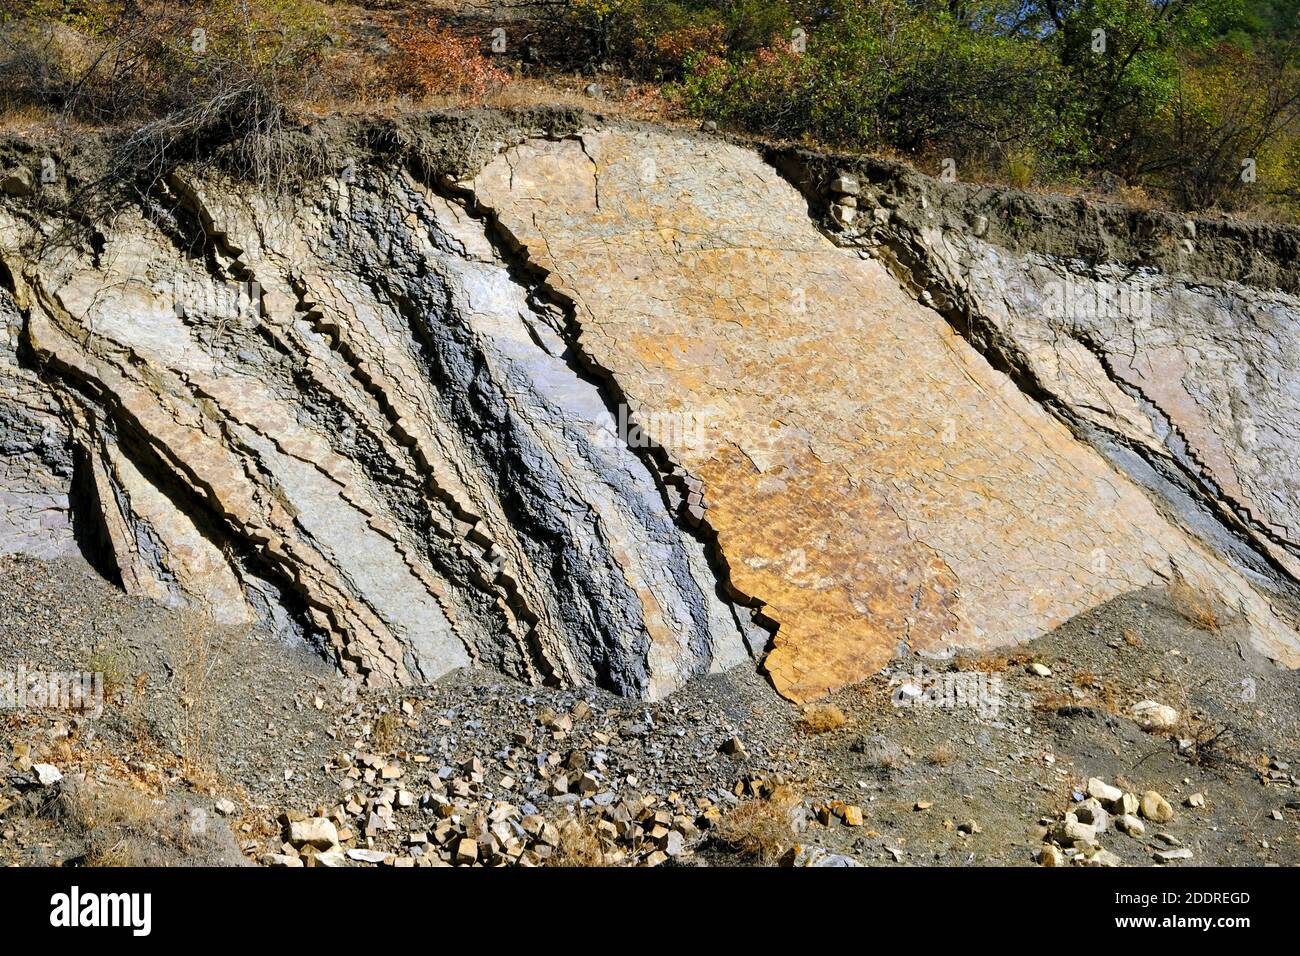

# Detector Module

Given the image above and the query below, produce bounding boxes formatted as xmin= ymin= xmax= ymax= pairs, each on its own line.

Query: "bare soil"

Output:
xmin=1 ymin=552 xmax=1297 ymax=866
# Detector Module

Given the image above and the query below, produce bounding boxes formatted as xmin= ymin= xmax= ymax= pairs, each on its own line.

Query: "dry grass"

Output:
xmin=713 ymin=784 xmax=802 ymax=864
xmin=43 ymin=779 xmax=158 ymax=867
xmin=163 ymin=614 xmax=220 ymax=779
xmin=798 ymin=702 xmax=847 ymax=735
xmin=1169 ymin=577 xmax=1222 ymax=631
xmin=929 ymin=741 xmax=957 ymax=766
xmin=953 ymin=653 xmax=1006 ymax=673
xmin=56 ymin=780 xmax=156 ymax=833
xmin=372 ymin=709 xmax=402 ymax=752
xmin=299 ymin=75 xmax=679 ymax=126
xmin=545 ymin=814 xmax=610 ymax=867
xmin=1032 ymin=690 xmax=1074 ymax=713
xmin=1032 ymin=671 xmax=1119 ymax=714
xmin=82 ymin=838 xmax=144 ymax=867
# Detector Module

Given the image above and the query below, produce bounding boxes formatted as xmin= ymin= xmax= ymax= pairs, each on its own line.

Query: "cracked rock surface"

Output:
xmin=2 ymin=112 xmax=1299 ymax=705
xmin=470 ymin=125 xmax=1300 ymax=701
xmin=0 ymin=144 xmax=754 ymax=699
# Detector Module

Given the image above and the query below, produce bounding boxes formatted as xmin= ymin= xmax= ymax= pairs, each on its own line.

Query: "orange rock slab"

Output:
xmin=472 ymin=128 xmax=1300 ymax=701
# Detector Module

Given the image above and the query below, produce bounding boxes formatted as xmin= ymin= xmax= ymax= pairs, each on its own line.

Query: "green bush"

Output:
xmin=680 ymin=2 xmax=1063 ymax=164
xmin=670 ymin=0 xmax=1300 ymax=208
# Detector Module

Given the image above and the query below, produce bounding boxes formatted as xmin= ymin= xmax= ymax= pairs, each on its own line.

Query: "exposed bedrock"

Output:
xmin=2 ymin=114 xmax=1299 ymax=703
xmin=0 ymin=154 xmax=755 ymax=699
xmin=469 ymin=126 xmax=1300 ymax=701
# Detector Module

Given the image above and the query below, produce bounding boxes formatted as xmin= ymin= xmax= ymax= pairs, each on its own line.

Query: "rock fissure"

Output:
xmin=3 ymin=113 xmax=1300 ymax=706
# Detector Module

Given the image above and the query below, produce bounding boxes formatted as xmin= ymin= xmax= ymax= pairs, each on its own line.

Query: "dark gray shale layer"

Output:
xmin=2 ymin=109 xmax=1299 ymax=700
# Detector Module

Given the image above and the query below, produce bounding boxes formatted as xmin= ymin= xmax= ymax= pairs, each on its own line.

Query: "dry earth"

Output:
xmin=2 ymin=552 xmax=1296 ymax=867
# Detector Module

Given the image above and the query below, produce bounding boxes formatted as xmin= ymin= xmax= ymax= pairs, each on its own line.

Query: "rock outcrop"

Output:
xmin=471 ymin=127 xmax=1300 ymax=701
xmin=2 ymin=112 xmax=1299 ymax=703
xmin=0 ymin=142 xmax=755 ymax=698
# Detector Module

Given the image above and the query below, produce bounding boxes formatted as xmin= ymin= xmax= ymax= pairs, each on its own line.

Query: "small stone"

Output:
xmin=830 ymin=173 xmax=860 ymax=196
xmin=312 ymin=848 xmax=349 ymax=867
xmin=1055 ymin=817 xmax=1097 ymax=845
xmin=971 ymin=214 xmax=989 ymax=237
xmin=782 ymin=845 xmax=860 ymax=867
xmin=1087 ymin=778 xmax=1122 ymax=804
xmin=347 ymin=848 xmax=389 ymax=864
xmin=831 ymin=202 xmax=857 ymax=227
xmin=662 ymin=830 xmax=685 ymax=857
xmin=841 ymin=805 xmax=865 ymax=827
xmin=1185 ymin=792 xmax=1205 ymax=808
xmin=957 ymin=819 xmax=981 ymax=835
xmin=1140 ymin=791 xmax=1174 ymax=823
xmin=32 ymin=764 xmax=62 ymax=787
xmin=1116 ymin=814 xmax=1145 ymax=837
xmin=1081 ymin=847 xmax=1122 ymax=868
xmin=1112 ymin=792 xmax=1140 ymax=815
xmin=214 ymin=798 xmax=237 ymax=816
xmin=1029 ymin=663 xmax=1052 ymax=677
xmin=700 ymin=120 xmax=718 ymax=133
xmin=454 ymin=837 xmax=478 ymax=865
xmin=261 ymin=853 xmax=304 ymax=868
xmin=1074 ymin=799 xmax=1110 ymax=833
xmin=0 ymin=168 xmax=33 ymax=197
xmin=913 ymin=801 xmax=932 ymax=811
xmin=1153 ymin=847 xmax=1194 ymax=863
xmin=720 ymin=736 xmax=746 ymax=757
xmin=289 ymin=817 xmax=339 ymax=850
xmin=1132 ymin=701 xmax=1180 ymax=732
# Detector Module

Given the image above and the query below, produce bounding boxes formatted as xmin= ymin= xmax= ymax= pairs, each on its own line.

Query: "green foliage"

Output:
xmin=4 ymin=0 xmax=1299 ymax=211
xmin=669 ymin=0 xmax=1300 ymax=208
xmin=681 ymin=1 xmax=1063 ymax=164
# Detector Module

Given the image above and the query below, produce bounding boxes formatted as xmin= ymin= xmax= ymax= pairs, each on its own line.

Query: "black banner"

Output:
xmin=0 ymin=865 xmax=1281 ymax=942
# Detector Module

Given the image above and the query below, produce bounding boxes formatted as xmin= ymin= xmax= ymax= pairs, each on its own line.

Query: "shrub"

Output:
xmin=1169 ymin=576 xmax=1223 ymax=631
xmin=798 ymin=702 xmax=847 ymax=734
xmin=0 ymin=1 xmax=330 ymax=126
xmin=545 ymin=813 xmax=611 ymax=866
xmin=713 ymin=783 xmax=802 ymax=862
xmin=680 ymin=2 xmax=1061 ymax=165
xmin=389 ymin=21 xmax=510 ymax=102
xmin=1146 ymin=44 xmax=1300 ymax=210
xmin=0 ymin=0 xmax=332 ymax=195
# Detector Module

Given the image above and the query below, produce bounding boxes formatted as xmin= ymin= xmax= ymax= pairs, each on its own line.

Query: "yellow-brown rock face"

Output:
xmin=472 ymin=129 xmax=1300 ymax=701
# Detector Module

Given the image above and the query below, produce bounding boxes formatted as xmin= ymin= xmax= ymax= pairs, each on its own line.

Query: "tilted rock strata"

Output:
xmin=780 ymin=152 xmax=1300 ymax=615
xmin=2 ymin=116 xmax=1299 ymax=703
xmin=0 ymin=286 xmax=76 ymax=560
xmin=0 ymin=159 xmax=753 ymax=698
xmin=932 ymin=240 xmax=1300 ymax=585
xmin=470 ymin=127 xmax=1300 ymax=701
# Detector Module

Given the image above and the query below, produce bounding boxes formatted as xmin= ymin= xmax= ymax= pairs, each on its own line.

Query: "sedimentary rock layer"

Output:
xmin=2 ymin=114 xmax=1299 ymax=703
xmin=470 ymin=127 xmax=1300 ymax=701
xmin=0 ymin=155 xmax=754 ymax=698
